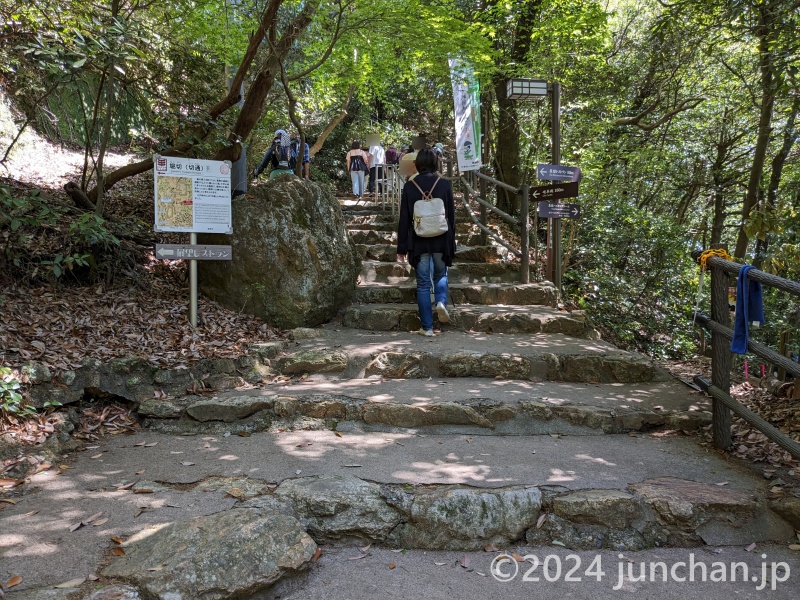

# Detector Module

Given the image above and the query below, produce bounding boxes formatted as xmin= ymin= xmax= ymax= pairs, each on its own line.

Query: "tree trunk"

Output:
xmin=491 ymin=76 xmax=521 ymax=214
xmin=309 ymin=85 xmax=355 ymax=157
xmin=734 ymin=7 xmax=777 ymax=259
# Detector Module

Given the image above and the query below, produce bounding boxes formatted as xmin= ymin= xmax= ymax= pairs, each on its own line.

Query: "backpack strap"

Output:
xmin=410 ymin=176 xmax=441 ymax=200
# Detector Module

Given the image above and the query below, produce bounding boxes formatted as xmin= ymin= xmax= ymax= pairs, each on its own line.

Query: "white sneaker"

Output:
xmin=416 ymin=328 xmax=434 ymax=337
xmin=435 ymin=301 xmax=450 ymax=323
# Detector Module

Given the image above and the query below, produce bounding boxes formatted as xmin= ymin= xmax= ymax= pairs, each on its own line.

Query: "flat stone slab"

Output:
xmin=359 ymin=261 xmax=521 ymax=284
xmin=342 ymin=303 xmax=587 ymax=336
xmin=186 ymin=393 xmax=276 ymax=422
xmin=102 ymin=509 xmax=316 ymax=599
xmin=357 ymin=244 xmax=503 ymax=263
xmin=354 ymin=282 xmax=558 ymax=306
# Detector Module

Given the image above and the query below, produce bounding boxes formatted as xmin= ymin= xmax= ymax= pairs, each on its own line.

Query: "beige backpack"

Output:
xmin=410 ymin=177 xmax=448 ymax=237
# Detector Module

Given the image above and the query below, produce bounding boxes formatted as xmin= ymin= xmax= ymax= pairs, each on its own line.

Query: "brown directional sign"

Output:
xmin=530 ymin=181 xmax=579 ymax=201
xmin=538 ymin=202 xmax=581 ymax=220
xmin=155 ymin=244 xmax=232 ymax=260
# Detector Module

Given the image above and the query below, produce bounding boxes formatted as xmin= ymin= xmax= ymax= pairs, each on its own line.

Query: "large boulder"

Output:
xmin=199 ymin=178 xmax=360 ymax=328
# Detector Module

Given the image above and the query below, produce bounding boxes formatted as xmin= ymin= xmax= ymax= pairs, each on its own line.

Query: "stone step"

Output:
xmin=354 ymin=282 xmax=558 ymax=306
xmin=56 ymin=430 xmax=799 ymax=554
xmin=146 ymin=376 xmax=709 ymax=437
xmin=356 ymin=244 xmax=504 ymax=262
xmin=346 ymin=216 xmax=475 ymax=236
xmin=261 ymin=329 xmax=656 ymax=384
xmin=342 ymin=303 xmax=586 ymax=336
xmin=360 ymin=261 xmax=522 ymax=284
xmin=348 ymin=229 xmax=397 ymax=245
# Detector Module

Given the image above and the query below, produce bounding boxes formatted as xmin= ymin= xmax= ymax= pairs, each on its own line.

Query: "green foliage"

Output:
xmin=0 ymin=367 xmax=34 ymax=418
xmin=0 ymin=184 xmax=123 ymax=283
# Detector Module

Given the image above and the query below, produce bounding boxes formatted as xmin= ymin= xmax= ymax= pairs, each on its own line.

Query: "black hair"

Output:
xmin=414 ymin=148 xmax=438 ymax=174
xmin=351 ymin=140 xmax=361 ymax=150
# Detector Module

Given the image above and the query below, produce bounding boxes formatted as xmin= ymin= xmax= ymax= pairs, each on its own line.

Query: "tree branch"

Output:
xmin=309 ymin=84 xmax=355 ymax=157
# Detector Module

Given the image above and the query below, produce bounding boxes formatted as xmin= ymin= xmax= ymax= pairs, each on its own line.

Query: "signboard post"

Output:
xmin=153 ymin=155 xmax=232 ymax=327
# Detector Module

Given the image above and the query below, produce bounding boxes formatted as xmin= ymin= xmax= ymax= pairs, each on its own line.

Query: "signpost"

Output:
xmin=153 ymin=155 xmax=232 ymax=327
xmin=530 ymin=182 xmax=579 ymax=202
xmin=538 ymin=202 xmax=581 ymax=220
xmin=155 ymin=244 xmax=232 ymax=260
xmin=537 ymin=164 xmax=581 ymax=182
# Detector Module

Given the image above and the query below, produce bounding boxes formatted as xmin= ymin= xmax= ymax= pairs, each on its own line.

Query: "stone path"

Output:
xmin=2 ymin=197 xmax=799 ymax=599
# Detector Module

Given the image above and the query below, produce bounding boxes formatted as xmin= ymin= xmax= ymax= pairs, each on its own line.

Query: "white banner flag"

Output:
xmin=449 ymin=58 xmax=482 ymax=172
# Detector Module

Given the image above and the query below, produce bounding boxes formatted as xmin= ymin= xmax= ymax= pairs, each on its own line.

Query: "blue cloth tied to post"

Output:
xmin=731 ymin=265 xmax=764 ymax=354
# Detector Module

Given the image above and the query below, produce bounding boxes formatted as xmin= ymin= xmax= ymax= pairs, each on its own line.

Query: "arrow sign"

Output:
xmin=538 ymin=202 xmax=581 ymax=220
xmin=537 ymin=164 xmax=581 ymax=182
xmin=155 ymin=244 xmax=232 ymax=260
xmin=530 ymin=181 xmax=579 ymax=202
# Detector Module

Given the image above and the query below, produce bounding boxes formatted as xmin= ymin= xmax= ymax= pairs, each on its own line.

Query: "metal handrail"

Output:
xmin=460 ymin=193 xmax=522 ymax=257
xmin=693 ymin=252 xmax=800 ymax=459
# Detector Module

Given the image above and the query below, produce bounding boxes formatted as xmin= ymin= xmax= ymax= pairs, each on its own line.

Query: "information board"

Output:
xmin=153 ymin=155 xmax=232 ymax=233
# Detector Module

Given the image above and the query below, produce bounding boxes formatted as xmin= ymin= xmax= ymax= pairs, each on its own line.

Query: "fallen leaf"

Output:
xmin=714 ymin=482 xmax=729 ymax=486
xmin=536 ymin=513 xmax=547 ymax=529
xmin=460 ymin=555 xmax=471 ymax=568
xmin=90 ymin=454 xmax=103 ymax=459
xmin=335 ymin=432 xmax=343 ymax=437
xmin=0 ymin=499 xmax=17 ymax=505
xmin=54 ymin=577 xmax=86 ymax=589
xmin=511 ymin=553 xmax=525 ymax=562
xmin=181 ymin=462 xmax=195 ymax=466
xmin=552 ymin=540 xmax=566 ymax=547
xmin=135 ymin=470 xmax=145 ymax=475
xmin=483 ymin=543 xmax=499 ymax=552
xmin=788 ymin=544 xmax=800 ymax=551
xmin=144 ymin=442 xmax=158 ymax=447
xmin=388 ymin=562 xmax=396 ymax=570
xmin=88 ymin=574 xmax=99 ymax=581
xmin=348 ymin=554 xmax=370 ymax=560
xmin=745 ymin=542 xmax=757 ymax=552
xmin=111 ymin=536 xmax=123 ymax=544
xmin=0 ymin=478 xmax=23 ymax=488
xmin=6 ymin=575 xmax=22 ymax=588
xmin=112 ymin=547 xmax=126 ymax=556
xmin=23 ymin=510 xmax=39 ymax=516
xmin=225 ymin=487 xmax=245 ymax=499
xmin=92 ymin=518 xmax=108 ymax=526
xmin=549 ymin=433 xmax=561 ymax=439
xmin=237 ymin=431 xmax=251 ymax=437
xmin=434 ymin=561 xmax=447 ymax=566
xmin=294 ymin=469 xmax=302 ymax=475
xmin=82 ymin=512 xmax=103 ymax=525
xmin=146 ymin=565 xmax=165 ymax=571
xmin=169 ymin=451 xmax=184 ymax=455
xmin=69 ymin=522 xmax=84 ymax=532
xmin=476 ymin=571 xmax=486 ymax=577
xmin=312 ymin=548 xmax=323 ymax=563
xmin=117 ymin=482 xmax=136 ymax=490
xmin=134 ymin=489 xmax=154 ymax=494
xmin=359 ymin=543 xmax=372 ymax=554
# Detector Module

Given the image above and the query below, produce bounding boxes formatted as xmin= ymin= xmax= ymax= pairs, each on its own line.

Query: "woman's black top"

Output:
xmin=396 ymin=172 xmax=456 ymax=268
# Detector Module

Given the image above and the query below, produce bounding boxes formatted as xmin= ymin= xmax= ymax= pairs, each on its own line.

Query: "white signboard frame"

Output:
xmin=153 ymin=154 xmax=232 ymax=233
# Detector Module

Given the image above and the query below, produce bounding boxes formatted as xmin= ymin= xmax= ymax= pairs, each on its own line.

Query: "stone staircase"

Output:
xmin=7 ymin=197 xmax=799 ymax=599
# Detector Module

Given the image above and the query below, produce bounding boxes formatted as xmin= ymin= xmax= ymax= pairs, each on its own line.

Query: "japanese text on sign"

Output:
xmin=153 ymin=155 xmax=232 ymax=233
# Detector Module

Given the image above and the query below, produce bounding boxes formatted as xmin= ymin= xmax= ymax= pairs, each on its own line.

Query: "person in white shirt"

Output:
xmin=367 ymin=141 xmax=386 ymax=194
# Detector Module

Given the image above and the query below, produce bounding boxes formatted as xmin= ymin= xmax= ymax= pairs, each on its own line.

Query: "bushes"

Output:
xmin=0 ymin=184 xmax=122 ymax=284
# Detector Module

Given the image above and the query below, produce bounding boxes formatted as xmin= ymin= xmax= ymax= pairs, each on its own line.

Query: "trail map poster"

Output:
xmin=448 ymin=58 xmax=482 ymax=172
xmin=153 ymin=155 xmax=232 ymax=233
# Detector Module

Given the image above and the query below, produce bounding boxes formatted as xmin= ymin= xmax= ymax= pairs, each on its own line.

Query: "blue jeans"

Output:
xmin=415 ymin=253 xmax=448 ymax=331
xmin=350 ymin=170 xmax=365 ymax=196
